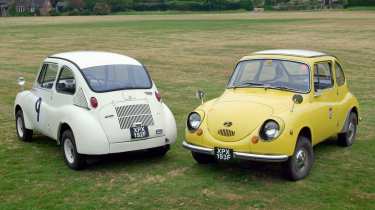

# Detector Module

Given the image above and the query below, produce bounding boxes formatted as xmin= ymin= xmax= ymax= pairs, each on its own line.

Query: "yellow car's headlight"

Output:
xmin=187 ymin=112 xmax=202 ymax=131
xmin=259 ymin=120 xmax=281 ymax=141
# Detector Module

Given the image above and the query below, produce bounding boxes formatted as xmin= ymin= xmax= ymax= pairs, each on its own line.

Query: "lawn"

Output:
xmin=1 ymin=11 xmax=375 ymax=209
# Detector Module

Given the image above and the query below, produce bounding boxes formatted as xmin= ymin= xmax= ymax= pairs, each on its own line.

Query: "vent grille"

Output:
xmin=115 ymin=104 xmax=154 ymax=129
xmin=73 ymin=88 xmax=88 ymax=109
xmin=218 ymin=129 xmax=235 ymax=137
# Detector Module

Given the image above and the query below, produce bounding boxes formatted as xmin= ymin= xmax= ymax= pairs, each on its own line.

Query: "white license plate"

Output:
xmin=214 ymin=147 xmax=233 ymax=161
xmin=130 ymin=126 xmax=149 ymax=139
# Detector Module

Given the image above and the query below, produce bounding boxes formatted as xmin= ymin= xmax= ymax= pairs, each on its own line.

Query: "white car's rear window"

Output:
xmin=82 ymin=64 xmax=152 ymax=92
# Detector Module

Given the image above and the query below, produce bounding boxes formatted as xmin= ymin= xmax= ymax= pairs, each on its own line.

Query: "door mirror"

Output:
xmin=17 ymin=77 xmax=25 ymax=91
xmin=196 ymin=90 xmax=205 ymax=104
xmin=292 ymin=94 xmax=303 ymax=104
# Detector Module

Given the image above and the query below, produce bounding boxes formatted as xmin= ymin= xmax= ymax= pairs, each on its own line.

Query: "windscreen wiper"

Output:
xmin=232 ymin=81 xmax=265 ymax=88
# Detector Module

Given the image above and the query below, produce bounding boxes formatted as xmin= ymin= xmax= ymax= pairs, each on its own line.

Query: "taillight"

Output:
xmin=155 ymin=91 xmax=161 ymax=102
xmin=90 ymin=97 xmax=98 ymax=109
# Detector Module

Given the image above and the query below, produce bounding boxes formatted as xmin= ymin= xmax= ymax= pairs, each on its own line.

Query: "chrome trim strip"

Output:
xmin=182 ymin=141 xmax=289 ymax=162
xmin=182 ymin=141 xmax=214 ymax=155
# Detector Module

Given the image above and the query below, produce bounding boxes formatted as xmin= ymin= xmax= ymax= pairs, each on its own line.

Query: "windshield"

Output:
xmin=227 ymin=59 xmax=310 ymax=93
xmin=82 ymin=64 xmax=152 ymax=92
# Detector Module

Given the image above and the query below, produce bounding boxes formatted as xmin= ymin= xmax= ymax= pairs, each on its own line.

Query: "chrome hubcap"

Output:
xmin=347 ymin=121 xmax=356 ymax=143
xmin=296 ymin=149 xmax=308 ymax=171
xmin=64 ymin=138 xmax=75 ymax=164
xmin=17 ymin=117 xmax=24 ymax=138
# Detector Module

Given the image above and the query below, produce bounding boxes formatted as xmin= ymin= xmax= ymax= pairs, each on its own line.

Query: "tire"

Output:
xmin=148 ymin=145 xmax=170 ymax=157
xmin=285 ymin=136 xmax=314 ymax=181
xmin=191 ymin=151 xmax=216 ymax=164
xmin=338 ymin=112 xmax=358 ymax=147
xmin=62 ymin=129 xmax=86 ymax=170
xmin=15 ymin=110 xmax=33 ymax=142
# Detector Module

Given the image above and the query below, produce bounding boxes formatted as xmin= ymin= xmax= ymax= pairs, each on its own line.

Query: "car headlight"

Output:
xmin=187 ymin=112 xmax=201 ymax=131
xmin=260 ymin=120 xmax=280 ymax=140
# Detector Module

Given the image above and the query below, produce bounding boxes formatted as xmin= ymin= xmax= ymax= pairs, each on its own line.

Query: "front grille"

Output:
xmin=218 ymin=129 xmax=235 ymax=137
xmin=115 ymin=104 xmax=154 ymax=129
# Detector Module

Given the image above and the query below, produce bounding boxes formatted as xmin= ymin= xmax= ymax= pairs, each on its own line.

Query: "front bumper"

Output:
xmin=182 ymin=141 xmax=289 ymax=162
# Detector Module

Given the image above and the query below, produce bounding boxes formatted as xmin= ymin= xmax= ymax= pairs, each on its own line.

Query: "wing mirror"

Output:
xmin=196 ymin=90 xmax=206 ymax=104
xmin=17 ymin=77 xmax=25 ymax=91
xmin=291 ymin=94 xmax=303 ymax=112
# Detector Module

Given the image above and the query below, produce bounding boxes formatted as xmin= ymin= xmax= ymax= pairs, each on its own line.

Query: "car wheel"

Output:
xmin=148 ymin=145 xmax=170 ymax=157
xmin=191 ymin=151 xmax=216 ymax=164
xmin=15 ymin=110 xmax=33 ymax=142
xmin=62 ymin=129 xmax=85 ymax=170
xmin=285 ymin=136 xmax=314 ymax=181
xmin=338 ymin=112 xmax=358 ymax=147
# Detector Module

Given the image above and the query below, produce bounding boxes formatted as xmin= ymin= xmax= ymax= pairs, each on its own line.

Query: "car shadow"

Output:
xmin=189 ymin=137 xmax=341 ymax=181
xmin=29 ymin=135 xmax=172 ymax=170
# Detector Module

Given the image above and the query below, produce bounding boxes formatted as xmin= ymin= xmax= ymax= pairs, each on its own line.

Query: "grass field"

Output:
xmin=1 ymin=11 xmax=375 ymax=209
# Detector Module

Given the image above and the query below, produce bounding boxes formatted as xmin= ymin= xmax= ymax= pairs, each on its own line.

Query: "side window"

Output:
xmin=314 ymin=62 xmax=333 ymax=91
xmin=56 ymin=66 xmax=76 ymax=95
xmin=335 ymin=62 xmax=345 ymax=86
xmin=38 ymin=63 xmax=58 ymax=89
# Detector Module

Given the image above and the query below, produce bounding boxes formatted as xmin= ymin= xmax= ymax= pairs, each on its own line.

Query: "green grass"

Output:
xmin=0 ymin=11 xmax=375 ymax=209
xmin=347 ymin=6 xmax=375 ymax=11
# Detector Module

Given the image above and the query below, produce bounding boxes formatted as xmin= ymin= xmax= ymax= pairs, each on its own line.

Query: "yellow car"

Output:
xmin=183 ymin=49 xmax=360 ymax=181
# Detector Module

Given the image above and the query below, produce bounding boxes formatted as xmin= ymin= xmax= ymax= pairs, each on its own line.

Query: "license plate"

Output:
xmin=130 ymin=126 xmax=149 ymax=139
xmin=214 ymin=147 xmax=233 ymax=161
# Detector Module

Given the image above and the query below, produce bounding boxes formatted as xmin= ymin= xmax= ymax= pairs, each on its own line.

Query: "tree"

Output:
xmin=70 ymin=0 xmax=84 ymax=10
xmin=93 ymin=1 xmax=111 ymax=14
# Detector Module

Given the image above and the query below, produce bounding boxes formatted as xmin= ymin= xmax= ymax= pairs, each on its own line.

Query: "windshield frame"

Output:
xmin=226 ymin=59 xmax=311 ymax=94
xmin=81 ymin=64 xmax=153 ymax=93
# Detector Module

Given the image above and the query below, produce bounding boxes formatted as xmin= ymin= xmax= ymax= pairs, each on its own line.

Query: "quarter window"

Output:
xmin=314 ymin=62 xmax=333 ymax=91
xmin=38 ymin=63 xmax=58 ymax=89
xmin=335 ymin=62 xmax=345 ymax=86
xmin=56 ymin=66 xmax=76 ymax=95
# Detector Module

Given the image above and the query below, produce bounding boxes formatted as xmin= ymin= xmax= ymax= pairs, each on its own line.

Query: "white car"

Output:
xmin=14 ymin=51 xmax=177 ymax=169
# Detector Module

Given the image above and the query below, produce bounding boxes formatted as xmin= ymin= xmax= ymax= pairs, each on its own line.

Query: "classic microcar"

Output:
xmin=14 ymin=51 xmax=177 ymax=170
xmin=183 ymin=49 xmax=359 ymax=180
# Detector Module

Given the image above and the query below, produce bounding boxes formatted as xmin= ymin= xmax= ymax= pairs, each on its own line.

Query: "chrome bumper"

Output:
xmin=182 ymin=141 xmax=289 ymax=162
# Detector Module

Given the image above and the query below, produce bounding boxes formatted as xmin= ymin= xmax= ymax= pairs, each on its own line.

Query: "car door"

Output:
xmin=50 ymin=65 xmax=77 ymax=136
xmin=311 ymin=60 xmax=338 ymax=144
xmin=31 ymin=62 xmax=59 ymax=136
xmin=334 ymin=60 xmax=350 ymax=130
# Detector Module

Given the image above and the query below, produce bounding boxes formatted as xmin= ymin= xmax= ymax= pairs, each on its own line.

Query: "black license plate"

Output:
xmin=214 ymin=147 xmax=233 ymax=161
xmin=130 ymin=126 xmax=149 ymax=139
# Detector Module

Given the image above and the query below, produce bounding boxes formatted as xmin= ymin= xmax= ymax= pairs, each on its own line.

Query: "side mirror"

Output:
xmin=291 ymin=94 xmax=303 ymax=112
xmin=17 ymin=77 xmax=25 ymax=91
xmin=196 ymin=90 xmax=206 ymax=104
xmin=292 ymin=94 xmax=303 ymax=104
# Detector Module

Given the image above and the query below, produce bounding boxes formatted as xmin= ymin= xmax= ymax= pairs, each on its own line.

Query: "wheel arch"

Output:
xmin=14 ymin=103 xmax=34 ymax=130
xmin=341 ymin=106 xmax=359 ymax=133
xmin=57 ymin=122 xmax=72 ymax=145
xmin=297 ymin=126 xmax=312 ymax=144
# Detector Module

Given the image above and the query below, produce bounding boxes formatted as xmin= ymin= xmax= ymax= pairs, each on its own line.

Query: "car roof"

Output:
xmin=253 ymin=49 xmax=328 ymax=58
xmin=48 ymin=51 xmax=142 ymax=69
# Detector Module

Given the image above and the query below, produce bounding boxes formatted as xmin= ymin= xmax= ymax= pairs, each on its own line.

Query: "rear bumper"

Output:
xmin=182 ymin=141 xmax=289 ymax=162
xmin=109 ymin=136 xmax=172 ymax=154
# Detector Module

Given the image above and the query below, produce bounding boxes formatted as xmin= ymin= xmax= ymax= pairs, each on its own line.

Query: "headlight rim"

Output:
xmin=259 ymin=119 xmax=281 ymax=141
xmin=187 ymin=112 xmax=202 ymax=131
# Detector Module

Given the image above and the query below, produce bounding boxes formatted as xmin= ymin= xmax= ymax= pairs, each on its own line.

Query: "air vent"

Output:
xmin=73 ymin=87 xmax=88 ymax=109
xmin=218 ymin=129 xmax=235 ymax=137
xmin=115 ymin=104 xmax=154 ymax=129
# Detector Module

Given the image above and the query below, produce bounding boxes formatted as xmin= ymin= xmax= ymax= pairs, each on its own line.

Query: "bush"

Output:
xmin=348 ymin=0 xmax=375 ymax=6
xmin=94 ymin=2 xmax=112 ymax=14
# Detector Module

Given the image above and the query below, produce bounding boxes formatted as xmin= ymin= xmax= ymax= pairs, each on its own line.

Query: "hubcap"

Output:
xmin=64 ymin=138 xmax=75 ymax=164
xmin=17 ymin=117 xmax=24 ymax=138
xmin=347 ymin=121 xmax=356 ymax=143
xmin=295 ymin=149 xmax=308 ymax=171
